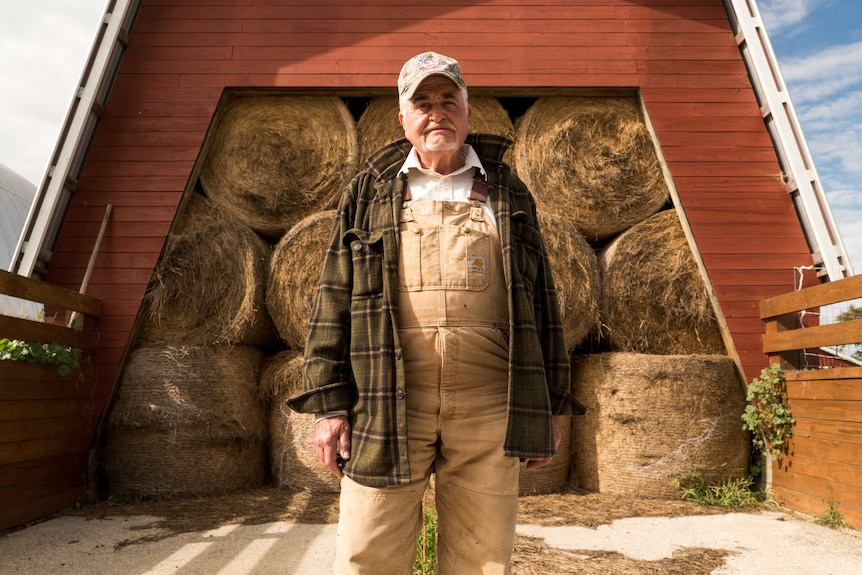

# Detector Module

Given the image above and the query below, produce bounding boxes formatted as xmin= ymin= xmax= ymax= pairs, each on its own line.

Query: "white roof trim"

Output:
xmin=9 ymin=0 xmax=140 ymax=277
xmin=724 ymin=0 xmax=853 ymax=280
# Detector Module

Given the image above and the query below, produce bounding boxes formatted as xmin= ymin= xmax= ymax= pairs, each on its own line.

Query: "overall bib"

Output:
xmin=335 ymin=189 xmax=519 ymax=575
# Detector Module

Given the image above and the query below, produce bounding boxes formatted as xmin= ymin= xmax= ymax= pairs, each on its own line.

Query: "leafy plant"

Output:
xmin=742 ymin=364 xmax=795 ymax=460
xmin=414 ymin=505 xmax=438 ymax=575
xmin=835 ymin=304 xmax=862 ymax=361
xmin=816 ymin=499 xmax=847 ymax=529
xmin=675 ymin=472 xmax=772 ymax=509
xmin=0 ymin=338 xmax=81 ymax=376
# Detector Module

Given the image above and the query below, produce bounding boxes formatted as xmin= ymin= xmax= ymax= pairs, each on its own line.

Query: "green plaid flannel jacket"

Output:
xmin=287 ymin=134 xmax=584 ymax=487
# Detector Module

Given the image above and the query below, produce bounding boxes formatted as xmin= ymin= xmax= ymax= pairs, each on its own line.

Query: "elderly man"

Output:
xmin=288 ymin=51 xmax=584 ymax=574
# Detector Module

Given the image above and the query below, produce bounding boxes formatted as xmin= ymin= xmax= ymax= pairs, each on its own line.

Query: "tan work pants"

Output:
xmin=335 ymin=201 xmax=517 ymax=575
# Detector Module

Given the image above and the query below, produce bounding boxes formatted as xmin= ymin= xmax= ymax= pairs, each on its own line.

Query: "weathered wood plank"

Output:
xmin=785 ymin=399 xmax=862 ymax=424
xmin=763 ymin=320 xmax=862 ymax=354
xmin=0 ymin=316 xmax=99 ymax=350
xmin=761 ymin=274 xmax=862 ymax=319
xmin=0 ymin=377 xmax=94 ymax=401
xmin=0 ymin=430 xmax=91 ymax=466
xmin=0 ymin=400 xmax=91 ymax=425
xmin=783 ymin=435 xmax=862 ymax=467
xmin=772 ymin=466 xmax=862 ymax=524
xmin=771 ymin=484 xmax=862 ymax=530
xmin=0 ymin=419 xmax=89 ymax=446
xmin=0 ymin=270 xmax=102 ymax=315
xmin=788 ymin=367 xmax=862 ymax=381
xmin=0 ymin=481 xmax=86 ymax=533
xmin=785 ymin=377 xmax=862 ymax=401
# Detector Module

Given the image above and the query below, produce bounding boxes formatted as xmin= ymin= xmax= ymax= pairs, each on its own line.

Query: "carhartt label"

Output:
xmin=471 ymin=255 xmax=487 ymax=274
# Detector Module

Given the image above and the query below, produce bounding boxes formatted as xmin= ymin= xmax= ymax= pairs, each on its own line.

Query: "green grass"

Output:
xmin=816 ymin=499 xmax=847 ymax=529
xmin=414 ymin=505 xmax=438 ymax=575
xmin=674 ymin=473 xmax=773 ymax=509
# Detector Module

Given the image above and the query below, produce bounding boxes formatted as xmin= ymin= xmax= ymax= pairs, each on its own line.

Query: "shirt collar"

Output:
xmin=398 ymin=144 xmax=487 ymax=178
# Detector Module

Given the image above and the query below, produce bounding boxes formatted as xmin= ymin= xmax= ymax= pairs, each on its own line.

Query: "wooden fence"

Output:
xmin=0 ymin=270 xmax=101 ymax=532
xmin=760 ymin=273 xmax=862 ymax=529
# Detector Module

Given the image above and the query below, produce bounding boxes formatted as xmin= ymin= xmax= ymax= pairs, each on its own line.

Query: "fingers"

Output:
xmin=525 ymin=456 xmax=552 ymax=470
xmin=313 ymin=416 xmax=351 ymax=478
xmin=526 ymin=417 xmax=564 ymax=470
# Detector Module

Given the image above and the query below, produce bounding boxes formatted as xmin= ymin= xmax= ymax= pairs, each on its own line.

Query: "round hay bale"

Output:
xmin=109 ymin=345 xmax=267 ymax=441
xmin=105 ymin=430 xmax=266 ymax=499
xmin=469 ymin=96 xmax=516 ymax=140
xmin=356 ymin=97 xmax=402 ymax=163
xmin=138 ymin=193 xmax=276 ymax=347
xmin=518 ymin=417 xmax=574 ymax=496
xmin=357 ymin=96 xmax=515 ymax=163
xmin=105 ymin=344 xmax=268 ymax=499
xmin=599 ymin=209 xmax=725 ymax=355
xmin=513 ymin=96 xmax=669 ymax=242
xmin=262 ymin=350 xmax=341 ymax=493
xmin=537 ymin=209 xmax=601 ymax=350
xmin=199 ymin=95 xmax=358 ymax=238
xmin=570 ymin=352 xmax=750 ymax=499
xmin=267 ymin=210 xmax=336 ymax=349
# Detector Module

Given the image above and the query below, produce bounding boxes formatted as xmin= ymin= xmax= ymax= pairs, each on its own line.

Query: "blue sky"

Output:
xmin=759 ymin=0 xmax=862 ymax=275
xmin=1 ymin=0 xmax=859 ymax=274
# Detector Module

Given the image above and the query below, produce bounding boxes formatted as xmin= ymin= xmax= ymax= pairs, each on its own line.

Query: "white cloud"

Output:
xmin=778 ymin=41 xmax=862 ymax=104
xmin=758 ymin=0 xmax=823 ymax=31
xmin=801 ymin=91 xmax=862 ymax=125
xmin=0 ymin=1 xmax=107 ymax=184
xmin=809 ymin=124 xmax=862 ymax=177
xmin=834 ymin=217 xmax=862 ymax=274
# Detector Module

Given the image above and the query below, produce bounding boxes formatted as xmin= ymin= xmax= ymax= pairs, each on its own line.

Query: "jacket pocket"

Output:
xmin=343 ymin=228 xmax=385 ymax=299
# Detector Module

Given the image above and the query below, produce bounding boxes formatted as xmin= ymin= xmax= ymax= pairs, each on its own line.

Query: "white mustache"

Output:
xmin=424 ymin=123 xmax=455 ymax=134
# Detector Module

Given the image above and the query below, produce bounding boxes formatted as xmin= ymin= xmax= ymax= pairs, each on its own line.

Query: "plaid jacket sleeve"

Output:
xmin=508 ymin=175 xmax=583 ymax=417
xmin=286 ymin=185 xmax=358 ymax=414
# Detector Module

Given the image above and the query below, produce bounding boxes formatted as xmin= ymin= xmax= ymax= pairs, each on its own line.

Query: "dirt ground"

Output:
xmin=61 ymin=486 xmax=735 ymax=575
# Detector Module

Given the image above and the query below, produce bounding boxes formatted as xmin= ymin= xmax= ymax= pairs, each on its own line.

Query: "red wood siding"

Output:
xmin=45 ymin=0 xmax=814 ymax=432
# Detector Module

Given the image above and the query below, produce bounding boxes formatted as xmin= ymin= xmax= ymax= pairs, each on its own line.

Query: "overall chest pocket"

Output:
xmin=399 ymin=224 xmax=491 ymax=292
xmin=343 ymin=228 xmax=385 ymax=299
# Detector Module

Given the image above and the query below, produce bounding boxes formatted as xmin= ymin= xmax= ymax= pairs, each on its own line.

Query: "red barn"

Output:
xmin=3 ymin=0 xmax=858 ymax=531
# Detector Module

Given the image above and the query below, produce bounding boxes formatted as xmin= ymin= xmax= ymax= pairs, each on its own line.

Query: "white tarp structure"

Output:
xmin=0 ymin=163 xmax=42 ymax=318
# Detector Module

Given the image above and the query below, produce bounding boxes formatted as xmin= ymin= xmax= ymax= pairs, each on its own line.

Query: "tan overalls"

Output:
xmin=335 ymin=180 xmax=519 ymax=575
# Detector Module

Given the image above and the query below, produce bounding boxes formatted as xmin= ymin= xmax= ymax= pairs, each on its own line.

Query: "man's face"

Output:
xmin=399 ymin=75 xmax=471 ymax=155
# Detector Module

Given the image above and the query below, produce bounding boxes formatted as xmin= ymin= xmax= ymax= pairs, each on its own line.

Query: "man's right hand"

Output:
xmin=313 ymin=415 xmax=351 ymax=478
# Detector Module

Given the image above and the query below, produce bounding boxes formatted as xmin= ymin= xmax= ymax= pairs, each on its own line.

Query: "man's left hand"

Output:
xmin=524 ymin=416 xmax=563 ymax=470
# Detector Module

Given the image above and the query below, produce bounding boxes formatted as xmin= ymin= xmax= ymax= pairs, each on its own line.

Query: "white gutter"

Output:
xmin=9 ymin=0 xmax=140 ymax=278
xmin=724 ymin=0 xmax=853 ymax=280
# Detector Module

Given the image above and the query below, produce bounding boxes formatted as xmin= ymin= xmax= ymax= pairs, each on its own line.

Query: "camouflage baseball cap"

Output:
xmin=397 ymin=51 xmax=466 ymax=99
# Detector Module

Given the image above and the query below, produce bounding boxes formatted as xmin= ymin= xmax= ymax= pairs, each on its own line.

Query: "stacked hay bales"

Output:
xmin=111 ymin=92 xmax=744 ymax=503
xmin=267 ymin=210 xmax=336 ymax=350
xmin=511 ymin=95 xmax=743 ymax=499
xmin=571 ymin=353 xmax=749 ymax=498
xmin=138 ymin=193 xmax=275 ymax=347
xmin=105 ymin=346 xmax=267 ymax=499
xmin=599 ymin=209 xmax=725 ymax=355
xmin=513 ymin=96 xmax=668 ymax=242
xmin=262 ymin=350 xmax=341 ymax=493
xmin=200 ymin=95 xmax=358 ymax=238
xmin=536 ymin=208 xmax=601 ymax=351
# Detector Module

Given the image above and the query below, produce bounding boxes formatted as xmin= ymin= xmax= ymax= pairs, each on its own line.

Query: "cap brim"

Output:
xmin=401 ymin=71 xmax=463 ymax=99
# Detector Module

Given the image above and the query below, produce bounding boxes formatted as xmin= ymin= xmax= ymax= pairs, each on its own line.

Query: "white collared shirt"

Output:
xmin=398 ymin=145 xmax=497 ymax=231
